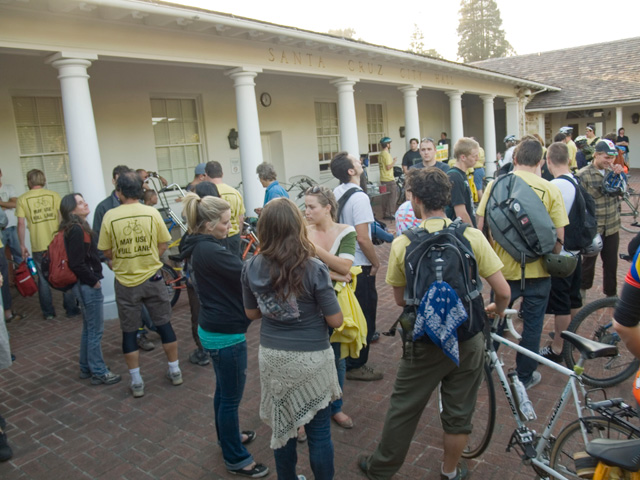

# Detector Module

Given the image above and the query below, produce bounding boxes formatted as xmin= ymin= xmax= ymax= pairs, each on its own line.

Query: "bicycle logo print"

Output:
xmin=112 ymin=216 xmax=154 ymax=258
xmin=26 ymin=195 xmax=56 ymax=224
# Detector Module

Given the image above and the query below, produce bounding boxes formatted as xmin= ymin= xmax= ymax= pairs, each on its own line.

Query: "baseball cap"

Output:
xmin=194 ymin=163 xmax=206 ymax=175
xmin=595 ymin=139 xmax=617 ymax=156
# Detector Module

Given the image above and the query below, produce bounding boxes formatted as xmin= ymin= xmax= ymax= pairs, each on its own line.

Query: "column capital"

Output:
xmin=45 ymin=51 xmax=98 ymax=66
xmin=445 ymin=90 xmax=465 ymax=100
xmin=398 ymin=85 xmax=420 ymax=95
xmin=504 ymin=97 xmax=519 ymax=105
xmin=226 ymin=66 xmax=262 ymax=80
xmin=480 ymin=94 xmax=496 ymax=103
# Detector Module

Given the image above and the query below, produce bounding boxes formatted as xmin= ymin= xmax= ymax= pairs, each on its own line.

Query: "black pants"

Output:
xmin=581 ymin=231 xmax=619 ymax=296
xmin=346 ymin=265 xmax=377 ymax=370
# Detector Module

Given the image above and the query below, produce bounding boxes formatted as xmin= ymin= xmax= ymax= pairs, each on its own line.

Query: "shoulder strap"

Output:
xmin=558 ymin=174 xmax=578 ymax=189
xmin=336 ymin=187 xmax=361 ymax=223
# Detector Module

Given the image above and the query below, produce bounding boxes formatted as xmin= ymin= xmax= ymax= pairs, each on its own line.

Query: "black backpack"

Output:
xmin=403 ymin=219 xmax=486 ymax=342
xmin=558 ymin=175 xmax=598 ymax=252
xmin=336 ymin=186 xmax=361 ymax=224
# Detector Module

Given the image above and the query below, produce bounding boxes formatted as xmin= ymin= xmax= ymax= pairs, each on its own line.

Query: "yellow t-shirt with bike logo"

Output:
xmin=97 ymin=203 xmax=171 ymax=287
xmin=15 ymin=188 xmax=61 ymax=252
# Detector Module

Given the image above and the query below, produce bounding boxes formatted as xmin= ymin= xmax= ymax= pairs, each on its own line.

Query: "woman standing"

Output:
xmin=60 ymin=193 xmax=121 ymax=385
xmin=304 ymin=186 xmax=355 ymax=429
xmin=242 ymin=198 xmax=343 ymax=480
xmin=180 ymin=193 xmax=268 ymax=479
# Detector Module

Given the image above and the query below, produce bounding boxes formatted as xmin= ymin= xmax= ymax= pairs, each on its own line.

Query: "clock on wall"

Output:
xmin=260 ymin=92 xmax=272 ymax=107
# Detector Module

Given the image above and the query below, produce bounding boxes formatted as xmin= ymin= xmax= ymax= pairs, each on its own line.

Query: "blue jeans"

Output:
xmin=330 ymin=341 xmax=345 ymax=416
xmin=32 ymin=251 xmax=80 ymax=318
xmin=274 ymin=405 xmax=334 ymax=480
xmin=204 ymin=341 xmax=253 ymax=470
xmin=507 ymin=277 xmax=552 ymax=384
xmin=2 ymin=226 xmax=22 ymax=264
xmin=75 ymin=283 xmax=108 ymax=376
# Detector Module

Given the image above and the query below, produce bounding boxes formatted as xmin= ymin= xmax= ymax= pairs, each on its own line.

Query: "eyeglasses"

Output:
xmin=421 ymin=137 xmax=435 ymax=143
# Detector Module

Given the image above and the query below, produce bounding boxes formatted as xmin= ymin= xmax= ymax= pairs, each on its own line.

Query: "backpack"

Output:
xmin=403 ymin=218 xmax=486 ymax=343
xmin=485 ymin=173 xmax=557 ymax=283
xmin=336 ymin=186 xmax=361 ymax=223
xmin=14 ymin=261 xmax=37 ymax=297
xmin=42 ymin=228 xmax=90 ymax=291
xmin=558 ymin=175 xmax=598 ymax=252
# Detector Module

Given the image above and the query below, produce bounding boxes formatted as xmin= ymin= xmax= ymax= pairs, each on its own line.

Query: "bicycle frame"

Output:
xmin=488 ymin=330 xmax=594 ymax=480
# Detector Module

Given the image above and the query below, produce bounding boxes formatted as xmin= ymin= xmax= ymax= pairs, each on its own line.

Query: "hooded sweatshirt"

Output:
xmin=180 ymin=233 xmax=250 ymax=334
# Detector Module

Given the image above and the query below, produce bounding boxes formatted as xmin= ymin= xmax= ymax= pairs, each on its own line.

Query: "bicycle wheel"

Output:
xmin=462 ymin=362 xmax=496 ymax=458
xmin=620 ymin=193 xmax=640 ymax=233
xmin=161 ymin=263 xmax=181 ymax=307
xmin=563 ymin=297 xmax=639 ymax=388
xmin=549 ymin=416 xmax=639 ymax=480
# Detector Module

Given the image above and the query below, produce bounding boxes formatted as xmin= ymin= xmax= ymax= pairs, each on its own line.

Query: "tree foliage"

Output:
xmin=408 ymin=24 xmax=442 ymax=59
xmin=457 ymin=0 xmax=514 ymax=63
xmin=328 ymin=28 xmax=356 ymax=39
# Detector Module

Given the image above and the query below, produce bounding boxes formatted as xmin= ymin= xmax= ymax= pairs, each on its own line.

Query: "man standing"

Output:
xmin=185 ymin=163 xmax=206 ymax=193
xmin=411 ymin=138 xmax=450 ymax=173
xmin=254 ymin=162 xmax=289 ymax=215
xmin=401 ymin=138 xmax=421 ymax=173
xmin=204 ymin=161 xmax=245 ymax=257
xmin=98 ymin=171 xmax=181 ymax=398
xmin=560 ymin=126 xmax=577 ymax=170
xmin=17 ymin=169 xmax=79 ymax=320
xmin=359 ymin=168 xmax=509 ymax=480
xmin=378 ymin=137 xmax=397 ymax=220
xmin=330 ymin=152 xmax=383 ymax=381
xmin=616 ymin=127 xmax=630 ymax=165
xmin=438 ymin=132 xmax=452 ymax=159
xmin=477 ymin=139 xmax=568 ymax=388
xmin=499 ymin=135 xmax=518 ymax=172
xmin=578 ymin=139 xmax=623 ymax=298
xmin=586 ymin=125 xmax=599 ymax=146
xmin=0 ymin=169 xmax=22 ymax=265
xmin=447 ymin=137 xmax=478 ymax=227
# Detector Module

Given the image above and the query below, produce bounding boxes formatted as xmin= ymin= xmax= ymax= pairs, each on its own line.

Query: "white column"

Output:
xmin=46 ymin=52 xmax=106 ymax=217
xmin=330 ymin=77 xmax=359 ymax=158
xmin=505 ymin=97 xmax=520 ymax=138
xmin=616 ymin=107 xmax=624 ymax=131
xmin=399 ymin=85 xmax=420 ymax=150
xmin=446 ymin=90 xmax=464 ymax=146
xmin=480 ymin=95 xmax=497 ymax=179
xmin=227 ymin=67 xmax=264 ymax=215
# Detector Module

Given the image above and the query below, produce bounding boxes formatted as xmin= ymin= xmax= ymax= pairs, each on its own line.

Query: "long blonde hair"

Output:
xmin=182 ymin=192 xmax=230 ymax=234
xmin=257 ymin=198 xmax=316 ymax=300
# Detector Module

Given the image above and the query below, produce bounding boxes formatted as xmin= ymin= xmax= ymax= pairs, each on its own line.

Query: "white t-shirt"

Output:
xmin=0 ymin=183 xmax=18 ymax=228
xmin=551 ymin=174 xmax=577 ymax=214
xmin=333 ymin=182 xmax=374 ymax=266
xmin=500 ymin=146 xmax=515 ymax=168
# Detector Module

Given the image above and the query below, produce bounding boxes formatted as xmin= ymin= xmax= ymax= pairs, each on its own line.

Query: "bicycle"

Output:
xmin=619 ymin=189 xmax=640 ymax=234
xmin=283 ymin=175 xmax=319 ymax=209
xmin=161 ymin=256 xmax=186 ymax=307
xmin=562 ymin=296 xmax=639 ymax=388
xmin=240 ymin=220 xmax=259 ymax=260
xmin=581 ymin=436 xmax=640 ymax=479
xmin=463 ymin=312 xmax=621 ymax=480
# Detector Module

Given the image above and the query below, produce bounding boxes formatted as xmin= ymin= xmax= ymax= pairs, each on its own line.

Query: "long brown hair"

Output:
xmin=257 ymin=198 xmax=316 ymax=300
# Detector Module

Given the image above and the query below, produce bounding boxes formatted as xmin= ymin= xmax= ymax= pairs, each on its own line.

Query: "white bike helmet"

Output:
xmin=581 ymin=233 xmax=603 ymax=258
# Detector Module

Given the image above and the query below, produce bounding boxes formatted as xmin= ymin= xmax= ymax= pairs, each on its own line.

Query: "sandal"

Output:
xmin=241 ymin=430 xmax=256 ymax=445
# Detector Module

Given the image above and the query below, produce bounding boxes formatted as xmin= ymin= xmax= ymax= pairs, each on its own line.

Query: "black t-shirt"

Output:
xmin=447 ymin=167 xmax=476 ymax=227
xmin=617 ymin=135 xmax=630 ymax=153
xmin=402 ymin=149 xmax=422 ymax=169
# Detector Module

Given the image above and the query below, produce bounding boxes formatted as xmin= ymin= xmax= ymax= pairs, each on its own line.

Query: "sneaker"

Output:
xmin=91 ymin=371 xmax=122 ymax=385
xmin=130 ymin=382 xmax=145 ymax=398
xmin=524 ymin=371 xmax=542 ymax=390
xmin=539 ymin=345 xmax=563 ymax=364
xmin=189 ymin=348 xmax=210 ymax=366
xmin=79 ymin=370 xmax=92 ymax=379
xmin=44 ymin=315 xmax=55 ymax=321
xmin=166 ymin=369 xmax=183 ymax=386
xmin=440 ymin=461 xmax=469 ymax=480
xmin=371 ymin=331 xmax=381 ymax=343
xmin=0 ymin=429 xmax=13 ymax=462
xmin=298 ymin=476 xmax=307 ymax=480
xmin=227 ymin=463 xmax=269 ymax=478
xmin=357 ymin=454 xmax=370 ymax=476
xmin=5 ymin=313 xmax=26 ymax=323
xmin=137 ymin=333 xmax=155 ymax=351
xmin=346 ymin=365 xmax=383 ymax=381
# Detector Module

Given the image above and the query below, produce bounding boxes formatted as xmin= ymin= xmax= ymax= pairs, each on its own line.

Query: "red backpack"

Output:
xmin=14 ymin=261 xmax=38 ymax=297
xmin=42 ymin=229 xmax=90 ymax=291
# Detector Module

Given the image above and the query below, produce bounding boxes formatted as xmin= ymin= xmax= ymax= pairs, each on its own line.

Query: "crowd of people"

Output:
xmin=0 ymin=124 xmax=636 ymax=479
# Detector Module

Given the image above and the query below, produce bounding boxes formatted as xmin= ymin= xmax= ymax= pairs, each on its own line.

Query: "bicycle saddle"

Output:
xmin=586 ymin=438 xmax=640 ymax=472
xmin=168 ymin=254 xmax=183 ymax=263
xmin=560 ymin=331 xmax=618 ymax=359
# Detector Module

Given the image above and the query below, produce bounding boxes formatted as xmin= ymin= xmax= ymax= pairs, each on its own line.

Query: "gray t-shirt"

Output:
xmin=241 ymin=255 xmax=341 ymax=352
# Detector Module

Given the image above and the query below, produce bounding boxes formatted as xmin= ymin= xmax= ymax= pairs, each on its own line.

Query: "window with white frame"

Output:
xmin=314 ymin=102 xmax=340 ymax=172
xmin=12 ymin=96 xmax=73 ymax=196
xmin=151 ymin=98 xmax=203 ymax=186
xmin=366 ymin=103 xmax=385 ymax=165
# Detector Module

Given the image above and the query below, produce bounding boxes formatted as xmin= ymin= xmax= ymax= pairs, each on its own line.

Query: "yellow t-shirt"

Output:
xmin=386 ymin=218 xmax=504 ymax=287
xmin=476 ymin=170 xmax=569 ymax=281
xmin=15 ymin=188 xmax=61 ymax=253
xmin=567 ymin=141 xmax=577 ymax=170
xmin=97 ymin=202 xmax=171 ymax=287
xmin=216 ymin=183 xmax=245 ymax=237
xmin=379 ymin=150 xmax=394 ymax=183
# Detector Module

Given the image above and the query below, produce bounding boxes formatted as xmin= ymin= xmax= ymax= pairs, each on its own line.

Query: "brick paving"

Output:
xmin=2 ymin=174 xmax=640 ymax=480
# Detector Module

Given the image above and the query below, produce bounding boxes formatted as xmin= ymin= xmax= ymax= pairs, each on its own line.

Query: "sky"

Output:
xmin=171 ymin=0 xmax=639 ymax=61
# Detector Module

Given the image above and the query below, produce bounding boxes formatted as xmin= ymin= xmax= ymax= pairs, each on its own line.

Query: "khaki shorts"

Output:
xmin=115 ymin=275 xmax=172 ymax=333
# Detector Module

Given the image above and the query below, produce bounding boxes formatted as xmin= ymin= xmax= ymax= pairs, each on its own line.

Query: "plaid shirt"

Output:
xmin=577 ymin=164 xmax=620 ymax=236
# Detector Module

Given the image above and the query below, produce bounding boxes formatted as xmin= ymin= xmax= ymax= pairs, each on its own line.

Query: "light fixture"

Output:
xmin=399 ymin=126 xmax=405 ymax=138
xmin=228 ymin=128 xmax=239 ymax=149
xmin=632 ymin=113 xmax=639 ymax=125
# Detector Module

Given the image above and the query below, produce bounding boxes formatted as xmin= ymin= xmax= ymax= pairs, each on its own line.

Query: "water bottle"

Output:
xmin=507 ymin=371 xmax=537 ymax=422
xmin=26 ymin=256 xmax=37 ymax=276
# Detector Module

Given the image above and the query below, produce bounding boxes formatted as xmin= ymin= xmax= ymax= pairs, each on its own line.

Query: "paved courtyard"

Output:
xmin=1 ymin=176 xmax=639 ymax=480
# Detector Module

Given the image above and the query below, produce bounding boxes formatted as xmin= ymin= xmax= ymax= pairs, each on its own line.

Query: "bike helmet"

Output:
xmin=504 ymin=135 xmax=517 ymax=145
xmin=574 ymin=135 xmax=588 ymax=148
xmin=602 ymin=171 xmax=627 ymax=196
xmin=581 ymin=233 xmax=603 ymax=258
xmin=559 ymin=126 xmax=574 ymax=135
xmin=380 ymin=136 xmax=392 ymax=146
xmin=543 ymin=253 xmax=578 ymax=278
